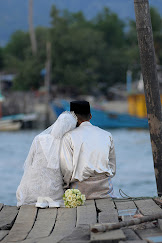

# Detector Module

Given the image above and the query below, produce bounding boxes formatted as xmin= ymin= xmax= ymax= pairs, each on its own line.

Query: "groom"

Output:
xmin=60 ymin=100 xmax=116 ymax=199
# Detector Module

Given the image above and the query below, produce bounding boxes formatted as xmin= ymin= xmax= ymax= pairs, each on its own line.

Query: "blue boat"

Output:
xmin=51 ymin=100 xmax=148 ymax=129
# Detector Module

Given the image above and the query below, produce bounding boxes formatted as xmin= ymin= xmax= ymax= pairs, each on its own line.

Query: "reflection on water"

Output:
xmin=0 ymin=128 xmax=157 ymax=205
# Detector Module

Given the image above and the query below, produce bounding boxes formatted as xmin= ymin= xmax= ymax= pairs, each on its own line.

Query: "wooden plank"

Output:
xmin=158 ymin=219 xmax=162 ymax=230
xmin=0 ymin=204 xmax=3 ymax=211
xmin=134 ymin=199 xmax=162 ymax=216
xmin=77 ymin=200 xmax=96 ymax=226
xmin=115 ymin=200 xmax=138 ymax=221
xmin=2 ymin=205 xmax=37 ymax=243
xmin=59 ymin=241 xmax=90 ymax=243
xmin=0 ymin=206 xmax=19 ymax=230
xmin=95 ymin=199 xmax=119 ymax=223
xmin=98 ymin=212 xmax=119 ymax=223
xmin=115 ymin=201 xmax=137 ymax=211
xmin=119 ymin=241 xmax=147 ymax=243
xmin=38 ymin=207 xmax=76 ymax=243
xmin=136 ymin=228 xmax=162 ymax=240
xmin=91 ymin=229 xmax=126 ymax=242
xmin=95 ymin=199 xmax=116 ymax=213
xmin=59 ymin=224 xmax=90 ymax=243
xmin=154 ymin=198 xmax=162 ymax=206
xmin=26 ymin=208 xmax=57 ymax=240
xmin=0 ymin=231 xmax=9 ymax=241
xmin=122 ymin=228 xmax=140 ymax=240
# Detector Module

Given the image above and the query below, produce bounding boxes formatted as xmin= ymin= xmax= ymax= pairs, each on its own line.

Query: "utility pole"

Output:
xmin=44 ymin=42 xmax=51 ymax=128
xmin=28 ymin=0 xmax=37 ymax=55
xmin=134 ymin=0 xmax=162 ymax=196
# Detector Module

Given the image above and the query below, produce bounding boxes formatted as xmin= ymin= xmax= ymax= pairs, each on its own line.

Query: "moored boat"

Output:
xmin=0 ymin=113 xmax=37 ymax=131
xmin=51 ymin=100 xmax=148 ymax=129
xmin=0 ymin=120 xmax=22 ymax=131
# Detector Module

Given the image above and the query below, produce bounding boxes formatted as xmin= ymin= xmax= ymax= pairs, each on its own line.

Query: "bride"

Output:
xmin=16 ymin=111 xmax=77 ymax=207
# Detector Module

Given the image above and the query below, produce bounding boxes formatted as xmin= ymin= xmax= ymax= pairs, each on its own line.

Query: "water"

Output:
xmin=0 ymin=129 xmax=157 ymax=206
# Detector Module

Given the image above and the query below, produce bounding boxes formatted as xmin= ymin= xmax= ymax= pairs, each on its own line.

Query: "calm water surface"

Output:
xmin=0 ymin=129 xmax=157 ymax=205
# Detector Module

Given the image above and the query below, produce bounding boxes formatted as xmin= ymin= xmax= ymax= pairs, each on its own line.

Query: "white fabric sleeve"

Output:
xmin=60 ymin=134 xmax=73 ymax=188
xmin=24 ymin=138 xmax=37 ymax=170
xmin=108 ymin=135 xmax=116 ymax=177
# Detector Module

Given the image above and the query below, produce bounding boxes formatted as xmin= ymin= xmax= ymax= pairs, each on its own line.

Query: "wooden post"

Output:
xmin=44 ymin=42 xmax=51 ymax=128
xmin=134 ymin=0 xmax=162 ymax=196
xmin=91 ymin=212 xmax=162 ymax=233
xmin=28 ymin=0 xmax=37 ymax=55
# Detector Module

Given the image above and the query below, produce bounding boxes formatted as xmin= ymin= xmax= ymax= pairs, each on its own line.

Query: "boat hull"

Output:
xmin=51 ymin=100 xmax=148 ymax=129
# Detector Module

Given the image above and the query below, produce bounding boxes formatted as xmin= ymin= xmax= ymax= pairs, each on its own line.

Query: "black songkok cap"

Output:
xmin=70 ymin=100 xmax=91 ymax=115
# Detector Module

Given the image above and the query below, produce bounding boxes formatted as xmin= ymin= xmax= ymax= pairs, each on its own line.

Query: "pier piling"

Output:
xmin=134 ymin=0 xmax=162 ymax=197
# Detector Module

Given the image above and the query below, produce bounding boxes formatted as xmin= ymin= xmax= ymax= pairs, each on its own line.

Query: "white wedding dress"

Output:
xmin=16 ymin=112 xmax=77 ymax=207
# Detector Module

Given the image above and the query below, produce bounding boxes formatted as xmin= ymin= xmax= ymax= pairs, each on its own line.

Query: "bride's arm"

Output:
xmin=23 ymin=137 xmax=37 ymax=171
xmin=108 ymin=135 xmax=116 ymax=177
xmin=60 ymin=134 xmax=73 ymax=188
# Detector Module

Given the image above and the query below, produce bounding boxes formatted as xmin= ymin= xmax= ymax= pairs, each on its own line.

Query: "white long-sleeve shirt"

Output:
xmin=60 ymin=121 xmax=116 ymax=187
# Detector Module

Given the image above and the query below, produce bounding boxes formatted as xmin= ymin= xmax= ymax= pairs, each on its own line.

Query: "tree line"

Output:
xmin=0 ymin=5 xmax=162 ymax=95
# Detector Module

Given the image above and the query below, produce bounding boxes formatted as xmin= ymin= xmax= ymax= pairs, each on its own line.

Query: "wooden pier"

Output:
xmin=0 ymin=198 xmax=162 ymax=243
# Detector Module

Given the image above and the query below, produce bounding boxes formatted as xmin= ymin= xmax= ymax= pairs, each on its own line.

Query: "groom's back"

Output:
xmin=70 ymin=122 xmax=112 ymax=155
xmin=64 ymin=121 xmax=115 ymax=182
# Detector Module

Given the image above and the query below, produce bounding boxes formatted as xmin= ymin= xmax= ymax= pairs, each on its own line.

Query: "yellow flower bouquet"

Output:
xmin=63 ymin=189 xmax=86 ymax=208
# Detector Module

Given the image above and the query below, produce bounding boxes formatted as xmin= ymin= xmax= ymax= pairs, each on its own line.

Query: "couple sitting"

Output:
xmin=16 ymin=101 xmax=116 ymax=207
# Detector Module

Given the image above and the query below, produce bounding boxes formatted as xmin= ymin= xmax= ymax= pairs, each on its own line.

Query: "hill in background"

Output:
xmin=0 ymin=0 xmax=162 ymax=45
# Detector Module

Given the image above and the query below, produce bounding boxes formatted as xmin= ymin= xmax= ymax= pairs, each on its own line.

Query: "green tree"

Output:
xmin=13 ymin=57 xmax=43 ymax=90
xmin=50 ymin=6 xmax=128 ymax=94
xmin=92 ymin=7 xmax=125 ymax=48
xmin=50 ymin=6 xmax=103 ymax=93
xmin=126 ymin=6 xmax=162 ymax=66
xmin=4 ymin=5 xmax=161 ymax=93
xmin=3 ymin=27 xmax=49 ymax=90
xmin=5 ymin=30 xmax=31 ymax=60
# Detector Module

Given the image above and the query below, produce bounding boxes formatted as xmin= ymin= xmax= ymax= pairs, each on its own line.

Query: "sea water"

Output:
xmin=0 ymin=129 xmax=157 ymax=206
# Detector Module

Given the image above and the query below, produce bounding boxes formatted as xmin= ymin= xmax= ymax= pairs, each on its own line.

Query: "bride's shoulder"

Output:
xmin=31 ymin=134 xmax=41 ymax=145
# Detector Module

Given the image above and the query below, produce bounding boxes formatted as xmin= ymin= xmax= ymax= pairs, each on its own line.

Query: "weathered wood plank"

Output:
xmin=158 ymin=219 xmax=162 ymax=231
xmin=59 ymin=224 xmax=90 ymax=243
xmin=122 ymin=228 xmax=140 ymax=240
xmin=119 ymin=241 xmax=147 ymax=243
xmin=0 ymin=206 xmax=19 ymax=230
xmin=26 ymin=208 xmax=57 ymax=240
xmin=0 ymin=204 xmax=3 ymax=211
xmin=135 ymin=199 xmax=162 ymax=215
xmin=115 ymin=201 xmax=137 ymax=211
xmin=77 ymin=200 xmax=96 ymax=226
xmin=39 ymin=207 xmax=76 ymax=243
xmin=136 ymin=228 xmax=162 ymax=240
xmin=95 ymin=198 xmax=119 ymax=223
xmin=115 ymin=200 xmax=138 ymax=221
xmin=95 ymin=198 xmax=116 ymax=213
xmin=0 ymin=231 xmax=9 ymax=241
xmin=1 ymin=205 xmax=37 ymax=243
xmin=98 ymin=211 xmax=119 ymax=223
xmin=154 ymin=198 xmax=162 ymax=206
xmin=91 ymin=229 xmax=126 ymax=242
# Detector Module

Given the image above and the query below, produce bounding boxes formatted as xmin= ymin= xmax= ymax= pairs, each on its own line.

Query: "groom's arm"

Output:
xmin=60 ymin=134 xmax=73 ymax=188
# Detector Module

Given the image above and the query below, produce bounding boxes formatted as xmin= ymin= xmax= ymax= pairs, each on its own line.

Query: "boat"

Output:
xmin=0 ymin=113 xmax=37 ymax=131
xmin=51 ymin=100 xmax=148 ymax=129
xmin=0 ymin=120 xmax=22 ymax=131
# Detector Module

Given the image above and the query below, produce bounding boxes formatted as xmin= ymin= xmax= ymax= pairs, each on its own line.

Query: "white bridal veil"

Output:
xmin=16 ymin=111 xmax=77 ymax=206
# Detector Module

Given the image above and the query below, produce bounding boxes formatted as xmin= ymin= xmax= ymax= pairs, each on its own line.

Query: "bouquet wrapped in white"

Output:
xmin=63 ymin=189 xmax=86 ymax=208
